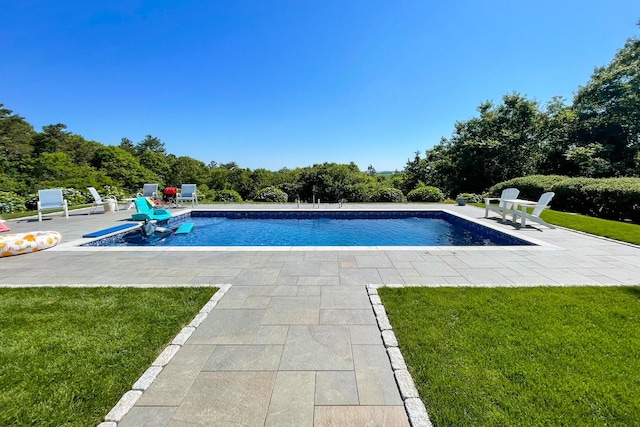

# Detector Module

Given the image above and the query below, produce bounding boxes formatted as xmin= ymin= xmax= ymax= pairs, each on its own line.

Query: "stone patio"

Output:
xmin=1 ymin=203 xmax=638 ymax=426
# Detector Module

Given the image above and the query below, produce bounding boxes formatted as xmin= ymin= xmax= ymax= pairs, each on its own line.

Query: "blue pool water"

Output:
xmin=85 ymin=211 xmax=532 ymax=247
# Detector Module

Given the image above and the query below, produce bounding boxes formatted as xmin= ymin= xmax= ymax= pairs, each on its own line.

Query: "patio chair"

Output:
xmin=484 ymin=188 xmax=520 ymax=219
xmin=37 ymin=189 xmax=69 ymax=221
xmin=131 ymin=197 xmax=172 ymax=222
xmin=176 ymin=184 xmax=198 ymax=208
xmin=87 ymin=187 xmax=118 ymax=214
xmin=512 ymin=192 xmax=555 ymax=229
xmin=138 ymin=184 xmax=159 ymax=199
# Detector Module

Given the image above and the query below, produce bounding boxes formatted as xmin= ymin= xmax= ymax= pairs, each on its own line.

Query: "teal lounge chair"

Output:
xmin=131 ymin=197 xmax=172 ymax=221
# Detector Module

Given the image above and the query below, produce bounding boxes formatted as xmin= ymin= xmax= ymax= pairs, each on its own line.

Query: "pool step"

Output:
xmin=175 ymin=222 xmax=195 ymax=234
xmin=83 ymin=223 xmax=139 ymax=238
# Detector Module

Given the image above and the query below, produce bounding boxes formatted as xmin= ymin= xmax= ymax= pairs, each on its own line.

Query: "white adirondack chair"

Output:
xmin=484 ymin=188 xmax=520 ymax=219
xmin=512 ymin=192 xmax=555 ymax=228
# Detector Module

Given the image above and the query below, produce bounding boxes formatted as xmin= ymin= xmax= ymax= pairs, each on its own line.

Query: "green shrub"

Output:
xmin=253 ymin=186 xmax=288 ymax=203
xmin=456 ymin=193 xmax=483 ymax=203
xmin=486 ymin=175 xmax=568 ymax=200
xmin=345 ymin=182 xmax=377 ymax=202
xmin=548 ymin=177 xmax=599 ymax=214
xmin=580 ymin=178 xmax=640 ymax=222
xmin=101 ymin=185 xmax=129 ymax=200
xmin=489 ymin=175 xmax=640 ymax=222
xmin=407 ymin=186 xmax=445 ymax=202
xmin=61 ymin=188 xmax=86 ymax=206
xmin=194 ymin=183 xmax=213 ymax=203
xmin=547 ymin=177 xmax=640 ymax=221
xmin=213 ymin=189 xmax=243 ymax=202
xmin=370 ymin=187 xmax=404 ymax=203
xmin=0 ymin=191 xmax=27 ymax=213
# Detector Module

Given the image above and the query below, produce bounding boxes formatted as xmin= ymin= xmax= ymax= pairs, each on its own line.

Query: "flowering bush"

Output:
xmin=0 ymin=191 xmax=28 ymax=213
xmin=61 ymin=188 xmax=86 ymax=206
xmin=25 ymin=187 xmax=87 ymax=210
xmin=214 ymin=189 xmax=243 ymax=202
xmin=101 ymin=185 xmax=129 ymax=200
xmin=456 ymin=193 xmax=483 ymax=203
xmin=254 ymin=186 xmax=288 ymax=203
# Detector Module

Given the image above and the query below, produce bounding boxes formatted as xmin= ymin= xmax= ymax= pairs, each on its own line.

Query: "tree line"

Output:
xmin=0 ymin=112 xmax=407 ymax=206
xmin=406 ymin=26 xmax=640 ymax=197
xmin=1 ymin=25 xmax=638 ymax=211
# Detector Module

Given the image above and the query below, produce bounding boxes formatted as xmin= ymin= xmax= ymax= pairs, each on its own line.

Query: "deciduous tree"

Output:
xmin=572 ymin=30 xmax=640 ymax=176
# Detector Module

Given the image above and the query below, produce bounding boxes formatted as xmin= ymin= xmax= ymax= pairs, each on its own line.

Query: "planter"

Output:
xmin=455 ymin=198 xmax=468 ymax=206
xmin=104 ymin=199 xmax=117 ymax=212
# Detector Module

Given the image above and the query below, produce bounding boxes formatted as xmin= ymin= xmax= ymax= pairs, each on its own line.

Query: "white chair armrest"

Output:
xmin=484 ymin=197 xmax=501 ymax=204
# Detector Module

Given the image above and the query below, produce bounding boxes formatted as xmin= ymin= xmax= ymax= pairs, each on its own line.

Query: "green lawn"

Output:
xmin=379 ymin=286 xmax=640 ymax=426
xmin=0 ymin=287 xmax=216 ymax=427
xmin=540 ymin=209 xmax=640 ymax=245
xmin=472 ymin=204 xmax=640 ymax=246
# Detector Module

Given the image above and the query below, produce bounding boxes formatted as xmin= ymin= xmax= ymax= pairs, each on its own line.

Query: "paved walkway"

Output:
xmin=2 ymin=203 xmax=639 ymax=426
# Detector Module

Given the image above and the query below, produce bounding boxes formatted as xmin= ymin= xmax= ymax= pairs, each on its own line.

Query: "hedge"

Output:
xmin=486 ymin=175 xmax=640 ymax=222
xmin=486 ymin=175 xmax=569 ymax=201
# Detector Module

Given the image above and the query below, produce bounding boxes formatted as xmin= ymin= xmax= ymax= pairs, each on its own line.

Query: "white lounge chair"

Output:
xmin=87 ymin=187 xmax=118 ymax=214
xmin=176 ymin=184 xmax=198 ymax=208
xmin=511 ymin=192 xmax=555 ymax=229
xmin=485 ymin=188 xmax=520 ymax=219
xmin=138 ymin=184 xmax=159 ymax=199
xmin=37 ymin=189 xmax=69 ymax=221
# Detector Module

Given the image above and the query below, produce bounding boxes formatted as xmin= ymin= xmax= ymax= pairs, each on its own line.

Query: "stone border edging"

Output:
xmin=97 ymin=283 xmax=233 ymax=427
xmin=368 ymin=283 xmax=433 ymax=427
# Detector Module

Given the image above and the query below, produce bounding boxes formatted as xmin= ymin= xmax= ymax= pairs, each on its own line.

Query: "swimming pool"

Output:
xmin=84 ymin=210 xmax=533 ymax=247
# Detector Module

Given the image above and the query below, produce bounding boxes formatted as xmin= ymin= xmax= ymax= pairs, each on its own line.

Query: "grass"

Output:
xmin=0 ymin=287 xmax=217 ymax=427
xmin=472 ymin=204 xmax=640 ymax=246
xmin=379 ymin=286 xmax=640 ymax=427
xmin=540 ymin=210 xmax=640 ymax=245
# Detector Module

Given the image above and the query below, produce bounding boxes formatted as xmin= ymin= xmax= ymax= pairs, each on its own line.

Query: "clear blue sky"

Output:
xmin=1 ymin=1 xmax=637 ymax=172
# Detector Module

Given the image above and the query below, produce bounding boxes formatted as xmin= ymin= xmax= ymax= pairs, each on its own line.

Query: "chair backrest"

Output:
xmin=87 ymin=187 xmax=103 ymax=204
xmin=532 ymin=192 xmax=555 ymax=217
xmin=499 ymin=188 xmax=520 ymax=209
xmin=180 ymin=184 xmax=196 ymax=197
xmin=141 ymin=184 xmax=158 ymax=198
xmin=38 ymin=189 xmax=64 ymax=209
xmin=134 ymin=197 xmax=153 ymax=214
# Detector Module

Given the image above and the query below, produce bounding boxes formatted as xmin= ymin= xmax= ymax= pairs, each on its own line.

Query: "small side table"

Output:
xmin=504 ymin=199 xmax=539 ymax=227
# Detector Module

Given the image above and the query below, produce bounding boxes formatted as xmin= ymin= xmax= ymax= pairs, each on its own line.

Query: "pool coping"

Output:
xmin=56 ymin=208 xmax=559 ymax=252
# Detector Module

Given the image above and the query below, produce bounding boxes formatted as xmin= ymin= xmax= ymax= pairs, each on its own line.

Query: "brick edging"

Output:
xmin=97 ymin=283 xmax=233 ymax=427
xmin=367 ymin=284 xmax=433 ymax=427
